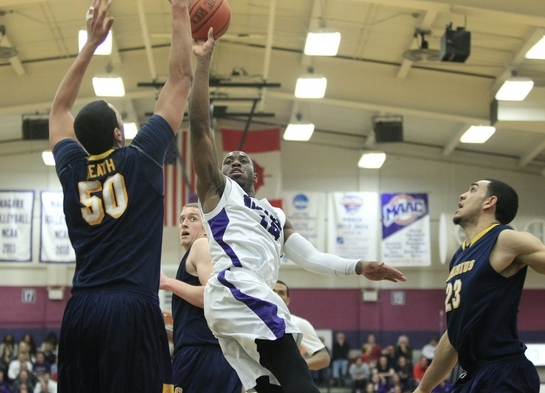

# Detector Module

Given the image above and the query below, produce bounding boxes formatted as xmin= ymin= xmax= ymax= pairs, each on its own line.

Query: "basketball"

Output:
xmin=189 ymin=0 xmax=231 ymax=41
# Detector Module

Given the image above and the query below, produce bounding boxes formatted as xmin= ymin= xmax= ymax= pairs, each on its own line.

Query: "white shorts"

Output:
xmin=204 ymin=267 xmax=302 ymax=389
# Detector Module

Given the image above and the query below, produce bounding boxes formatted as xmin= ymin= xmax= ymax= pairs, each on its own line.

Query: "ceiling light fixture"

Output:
xmin=495 ymin=77 xmax=534 ymax=101
xmin=295 ymin=67 xmax=327 ymax=98
xmin=42 ymin=151 xmax=55 ymax=166
xmin=358 ymin=152 xmax=386 ymax=169
xmin=304 ymin=30 xmax=341 ymax=56
xmin=460 ymin=125 xmax=496 ymax=143
xmin=124 ymin=122 xmax=138 ymax=139
xmin=78 ymin=30 xmax=113 ymax=55
xmin=92 ymin=63 xmax=125 ymax=97
xmin=283 ymin=111 xmax=314 ymax=141
xmin=525 ymin=35 xmax=545 ymax=59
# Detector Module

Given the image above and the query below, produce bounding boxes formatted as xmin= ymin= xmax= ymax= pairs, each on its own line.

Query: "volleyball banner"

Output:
xmin=221 ymin=127 xmax=282 ymax=207
xmin=40 ymin=191 xmax=75 ymax=263
xmin=327 ymin=192 xmax=378 ymax=260
xmin=282 ymin=192 xmax=327 ymax=252
xmin=0 ymin=190 xmax=34 ymax=262
xmin=381 ymin=193 xmax=431 ymax=266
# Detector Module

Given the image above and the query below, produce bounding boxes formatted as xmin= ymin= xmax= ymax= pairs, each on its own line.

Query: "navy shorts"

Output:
xmin=452 ymin=355 xmax=540 ymax=393
xmin=172 ymin=345 xmax=241 ymax=393
xmin=57 ymin=289 xmax=172 ymax=393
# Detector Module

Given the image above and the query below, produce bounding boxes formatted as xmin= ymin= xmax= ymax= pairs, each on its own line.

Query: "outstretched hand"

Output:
xmin=85 ymin=0 xmax=114 ymax=48
xmin=192 ymin=27 xmax=216 ymax=57
xmin=357 ymin=261 xmax=406 ymax=282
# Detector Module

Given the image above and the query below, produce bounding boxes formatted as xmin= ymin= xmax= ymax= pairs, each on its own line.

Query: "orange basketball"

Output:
xmin=189 ymin=0 xmax=231 ymax=41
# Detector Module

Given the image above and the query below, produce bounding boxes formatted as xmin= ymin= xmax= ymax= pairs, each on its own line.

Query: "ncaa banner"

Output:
xmin=40 ymin=191 xmax=75 ymax=263
xmin=0 ymin=190 xmax=34 ymax=262
xmin=381 ymin=193 xmax=431 ymax=266
xmin=282 ymin=192 xmax=326 ymax=252
xmin=327 ymin=192 xmax=378 ymax=260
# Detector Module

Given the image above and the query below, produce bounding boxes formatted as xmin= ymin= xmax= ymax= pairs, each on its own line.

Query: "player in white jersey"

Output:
xmin=190 ymin=28 xmax=407 ymax=393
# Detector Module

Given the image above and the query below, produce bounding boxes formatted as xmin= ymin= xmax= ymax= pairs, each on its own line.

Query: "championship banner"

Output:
xmin=327 ymin=192 xmax=378 ymax=260
xmin=221 ymin=127 xmax=282 ymax=207
xmin=282 ymin=192 xmax=326 ymax=252
xmin=40 ymin=191 xmax=75 ymax=263
xmin=381 ymin=193 xmax=431 ymax=266
xmin=0 ymin=190 xmax=34 ymax=262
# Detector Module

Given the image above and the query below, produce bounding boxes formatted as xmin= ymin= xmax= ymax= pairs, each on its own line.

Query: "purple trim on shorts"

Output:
xmin=218 ymin=270 xmax=286 ymax=338
xmin=208 ymin=209 xmax=242 ymax=267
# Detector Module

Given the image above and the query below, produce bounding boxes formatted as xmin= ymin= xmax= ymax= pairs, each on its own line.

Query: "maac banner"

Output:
xmin=164 ymin=129 xmax=196 ymax=226
xmin=221 ymin=127 xmax=282 ymax=207
xmin=381 ymin=193 xmax=431 ymax=266
xmin=0 ymin=190 xmax=34 ymax=262
xmin=327 ymin=192 xmax=378 ymax=260
xmin=282 ymin=192 xmax=326 ymax=252
xmin=40 ymin=191 xmax=75 ymax=263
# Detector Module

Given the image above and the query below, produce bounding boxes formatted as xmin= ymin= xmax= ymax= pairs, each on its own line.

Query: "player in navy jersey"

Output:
xmin=48 ymin=0 xmax=193 ymax=392
xmin=414 ymin=179 xmax=543 ymax=393
xmin=160 ymin=203 xmax=241 ymax=393
xmin=189 ymin=28 xmax=406 ymax=393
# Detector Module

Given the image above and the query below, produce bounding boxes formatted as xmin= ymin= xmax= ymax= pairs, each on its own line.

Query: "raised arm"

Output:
xmin=413 ymin=331 xmax=458 ymax=393
xmin=153 ymin=0 xmax=193 ymax=133
xmin=49 ymin=0 xmax=114 ymax=150
xmin=189 ymin=28 xmax=225 ymax=213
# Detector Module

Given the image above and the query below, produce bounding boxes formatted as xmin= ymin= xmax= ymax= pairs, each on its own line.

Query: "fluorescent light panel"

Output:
xmin=495 ymin=78 xmax=534 ymax=101
xmin=124 ymin=122 xmax=138 ymax=139
xmin=78 ymin=30 xmax=113 ymax=55
xmin=304 ymin=31 xmax=341 ymax=56
xmin=525 ymin=35 xmax=545 ymax=59
xmin=283 ymin=123 xmax=315 ymax=141
xmin=460 ymin=126 xmax=496 ymax=143
xmin=42 ymin=151 xmax=55 ymax=166
xmin=294 ymin=76 xmax=327 ymax=98
xmin=92 ymin=76 xmax=125 ymax=97
xmin=358 ymin=152 xmax=386 ymax=169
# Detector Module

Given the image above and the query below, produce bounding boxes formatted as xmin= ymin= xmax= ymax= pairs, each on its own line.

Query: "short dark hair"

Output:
xmin=484 ymin=178 xmax=518 ymax=224
xmin=74 ymin=100 xmax=118 ymax=155
xmin=276 ymin=280 xmax=289 ymax=297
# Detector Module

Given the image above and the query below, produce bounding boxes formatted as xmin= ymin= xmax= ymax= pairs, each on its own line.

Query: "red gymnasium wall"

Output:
xmin=0 ymin=286 xmax=543 ymax=349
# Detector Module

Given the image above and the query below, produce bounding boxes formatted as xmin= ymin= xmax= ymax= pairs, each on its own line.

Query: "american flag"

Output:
xmin=163 ymin=129 xmax=197 ymax=226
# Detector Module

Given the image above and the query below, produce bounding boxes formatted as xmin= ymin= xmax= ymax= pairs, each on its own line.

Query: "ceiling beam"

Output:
xmin=1 ymin=32 xmax=25 ymax=75
xmin=519 ymin=138 xmax=545 ymax=167
xmin=135 ymin=0 xmax=157 ymax=80
xmin=442 ymin=123 xmax=471 ymax=158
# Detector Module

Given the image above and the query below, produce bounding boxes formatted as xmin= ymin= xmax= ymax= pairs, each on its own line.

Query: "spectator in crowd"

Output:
xmin=349 ymin=357 xmax=371 ymax=393
xmin=0 ymin=370 xmax=10 ymax=393
xmin=374 ymin=355 xmax=395 ymax=386
xmin=395 ymin=336 xmax=413 ymax=366
xmin=412 ymin=356 xmax=429 ymax=386
xmin=10 ymin=369 xmax=35 ymax=393
xmin=0 ymin=347 xmax=13 ymax=382
xmin=430 ymin=379 xmax=452 ymax=393
xmin=39 ymin=335 xmax=57 ymax=356
xmin=369 ymin=373 xmax=388 ymax=393
xmin=382 ymin=344 xmax=398 ymax=369
xmin=420 ymin=337 xmax=438 ymax=365
xmin=332 ymin=332 xmax=351 ymax=386
xmin=361 ymin=333 xmax=382 ymax=366
xmin=394 ymin=355 xmax=413 ymax=390
xmin=37 ymin=344 xmax=54 ymax=377
xmin=0 ymin=335 xmax=17 ymax=361
xmin=31 ymin=353 xmax=49 ymax=380
xmin=33 ymin=373 xmax=56 ymax=393
xmin=19 ymin=336 xmax=36 ymax=363
xmin=15 ymin=344 xmax=32 ymax=365
xmin=8 ymin=353 xmax=32 ymax=382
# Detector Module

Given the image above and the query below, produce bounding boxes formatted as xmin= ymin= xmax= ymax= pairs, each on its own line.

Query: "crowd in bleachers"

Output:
xmin=0 ymin=333 xmax=58 ymax=393
xmin=314 ymin=333 xmax=453 ymax=393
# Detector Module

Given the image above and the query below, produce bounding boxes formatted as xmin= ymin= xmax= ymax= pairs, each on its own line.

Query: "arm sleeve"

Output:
xmin=284 ymin=233 xmax=359 ymax=276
